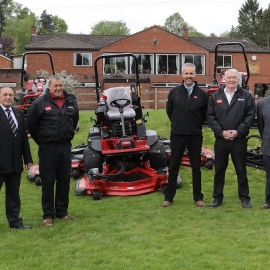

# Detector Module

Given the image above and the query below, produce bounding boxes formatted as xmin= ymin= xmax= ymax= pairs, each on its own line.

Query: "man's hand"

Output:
xmin=25 ymin=163 xmax=32 ymax=170
xmin=222 ymin=130 xmax=238 ymax=141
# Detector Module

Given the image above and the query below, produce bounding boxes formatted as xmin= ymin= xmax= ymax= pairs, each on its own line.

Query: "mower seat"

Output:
xmin=103 ymin=87 xmax=136 ymax=120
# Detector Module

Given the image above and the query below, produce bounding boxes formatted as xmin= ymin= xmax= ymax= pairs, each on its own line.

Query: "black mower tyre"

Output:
xmin=72 ymin=169 xmax=80 ymax=179
xmin=206 ymin=159 xmax=214 ymax=170
xmin=149 ymin=140 xmax=167 ymax=169
xmin=34 ymin=176 xmax=41 ymax=186
xmin=92 ymin=190 xmax=101 ymax=200
xmin=83 ymin=147 xmax=102 ymax=174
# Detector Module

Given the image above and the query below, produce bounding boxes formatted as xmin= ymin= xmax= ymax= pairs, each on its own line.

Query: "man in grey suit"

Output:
xmin=0 ymin=87 xmax=33 ymax=229
xmin=257 ymin=96 xmax=270 ymax=209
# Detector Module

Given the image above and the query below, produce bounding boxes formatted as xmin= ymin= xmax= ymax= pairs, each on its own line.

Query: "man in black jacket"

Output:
xmin=161 ymin=63 xmax=208 ymax=208
xmin=26 ymin=75 xmax=79 ymax=225
xmin=207 ymin=69 xmax=255 ymax=208
xmin=0 ymin=87 xmax=33 ymax=229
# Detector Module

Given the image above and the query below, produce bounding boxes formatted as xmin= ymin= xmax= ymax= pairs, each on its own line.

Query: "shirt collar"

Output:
xmin=50 ymin=93 xmax=65 ymax=99
xmin=184 ymin=84 xmax=195 ymax=91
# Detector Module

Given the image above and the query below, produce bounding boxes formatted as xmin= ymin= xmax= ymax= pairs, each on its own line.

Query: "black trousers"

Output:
xmin=213 ymin=137 xmax=250 ymax=203
xmin=0 ymin=172 xmax=23 ymax=226
xmin=164 ymin=134 xmax=203 ymax=202
xmin=38 ymin=142 xmax=71 ymax=220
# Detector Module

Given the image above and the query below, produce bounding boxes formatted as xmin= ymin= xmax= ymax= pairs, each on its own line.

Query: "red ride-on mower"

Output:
xmin=206 ymin=42 xmax=250 ymax=98
xmin=27 ymin=164 xmax=41 ymax=186
xmin=161 ymin=137 xmax=215 ymax=169
xmin=71 ymin=143 xmax=86 ymax=179
xmin=75 ymin=53 xmax=182 ymax=200
xmin=17 ymin=51 xmax=55 ymax=120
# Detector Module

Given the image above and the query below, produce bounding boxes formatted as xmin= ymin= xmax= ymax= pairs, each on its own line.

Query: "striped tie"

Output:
xmin=6 ymin=109 xmax=17 ymax=137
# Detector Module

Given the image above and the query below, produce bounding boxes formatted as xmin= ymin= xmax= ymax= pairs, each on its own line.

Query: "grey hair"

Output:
xmin=182 ymin=63 xmax=196 ymax=73
xmin=48 ymin=74 xmax=63 ymax=86
xmin=224 ymin=69 xmax=240 ymax=80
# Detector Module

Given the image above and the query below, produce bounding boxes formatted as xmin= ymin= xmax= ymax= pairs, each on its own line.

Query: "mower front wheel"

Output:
xmin=72 ymin=169 xmax=80 ymax=179
xmin=84 ymin=147 xmax=102 ymax=174
xmin=34 ymin=176 xmax=41 ymax=186
xmin=92 ymin=190 xmax=101 ymax=200
xmin=206 ymin=160 xmax=213 ymax=170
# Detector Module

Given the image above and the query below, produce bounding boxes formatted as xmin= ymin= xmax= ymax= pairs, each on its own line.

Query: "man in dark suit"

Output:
xmin=0 ymin=87 xmax=33 ymax=229
xmin=257 ymin=96 xmax=270 ymax=209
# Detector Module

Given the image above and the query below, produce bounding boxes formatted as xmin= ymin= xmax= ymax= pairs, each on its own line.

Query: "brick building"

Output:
xmin=1 ymin=25 xmax=270 ymax=109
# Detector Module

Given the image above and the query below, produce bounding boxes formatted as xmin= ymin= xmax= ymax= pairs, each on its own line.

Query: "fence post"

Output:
xmin=155 ymin=88 xmax=157 ymax=110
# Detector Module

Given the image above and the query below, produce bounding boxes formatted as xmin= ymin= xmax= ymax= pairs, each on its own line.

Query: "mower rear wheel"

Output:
xmin=92 ymin=190 xmax=101 ymax=200
xmin=83 ymin=147 xmax=102 ymax=174
xmin=149 ymin=140 xmax=167 ymax=169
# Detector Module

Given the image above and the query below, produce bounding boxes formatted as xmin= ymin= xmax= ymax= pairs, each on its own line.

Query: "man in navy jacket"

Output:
xmin=161 ymin=63 xmax=208 ymax=208
xmin=207 ymin=69 xmax=255 ymax=208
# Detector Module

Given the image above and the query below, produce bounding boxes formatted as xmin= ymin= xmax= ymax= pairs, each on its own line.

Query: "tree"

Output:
xmin=0 ymin=36 xmax=14 ymax=54
xmin=231 ymin=0 xmax=263 ymax=44
xmin=39 ymin=10 xmax=53 ymax=34
xmin=3 ymin=12 xmax=36 ymax=54
xmin=51 ymin=15 xmax=68 ymax=34
xmin=91 ymin=20 xmax=130 ymax=35
xmin=260 ymin=4 xmax=270 ymax=48
xmin=164 ymin=12 xmax=199 ymax=35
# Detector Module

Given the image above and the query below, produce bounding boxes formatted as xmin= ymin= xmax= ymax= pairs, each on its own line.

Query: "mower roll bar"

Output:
xmin=21 ymin=51 xmax=56 ymax=87
xmin=213 ymin=42 xmax=250 ymax=88
xmin=94 ymin=53 xmax=141 ymax=102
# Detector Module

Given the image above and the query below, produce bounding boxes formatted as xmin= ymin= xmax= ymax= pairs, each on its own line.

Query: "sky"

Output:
xmin=17 ymin=0 xmax=270 ymax=36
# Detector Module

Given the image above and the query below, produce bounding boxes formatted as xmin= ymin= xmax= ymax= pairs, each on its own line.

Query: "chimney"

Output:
xmin=31 ymin=26 xmax=37 ymax=36
xmin=182 ymin=25 xmax=188 ymax=40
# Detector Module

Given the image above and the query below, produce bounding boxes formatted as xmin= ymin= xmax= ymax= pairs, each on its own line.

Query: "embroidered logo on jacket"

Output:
xmin=217 ymin=99 xmax=222 ymax=104
xmin=45 ymin=106 xmax=52 ymax=111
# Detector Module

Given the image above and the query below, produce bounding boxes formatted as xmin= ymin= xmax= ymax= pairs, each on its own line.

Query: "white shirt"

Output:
xmin=0 ymin=105 xmax=18 ymax=128
xmin=224 ymin=87 xmax=237 ymax=105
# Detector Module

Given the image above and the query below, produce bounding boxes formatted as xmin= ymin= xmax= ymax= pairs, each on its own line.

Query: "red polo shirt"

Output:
xmin=51 ymin=93 xmax=65 ymax=109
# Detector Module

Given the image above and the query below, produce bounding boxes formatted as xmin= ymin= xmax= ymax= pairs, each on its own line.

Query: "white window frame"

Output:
xmin=156 ymin=54 xmax=179 ymax=75
xmin=217 ymin=54 xmax=232 ymax=68
xmin=130 ymin=54 xmax=154 ymax=74
xmin=74 ymin=53 xmax=92 ymax=66
xmin=103 ymin=53 xmax=129 ymax=74
xmin=182 ymin=54 xmax=205 ymax=75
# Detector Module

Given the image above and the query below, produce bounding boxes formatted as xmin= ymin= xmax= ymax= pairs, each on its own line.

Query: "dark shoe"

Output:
xmin=195 ymin=200 xmax=206 ymax=208
xmin=160 ymin=201 xmax=173 ymax=208
xmin=242 ymin=201 xmax=252 ymax=208
xmin=61 ymin=215 xmax=77 ymax=220
xmin=10 ymin=224 xmax=32 ymax=229
xmin=209 ymin=200 xmax=222 ymax=208
xmin=260 ymin=204 xmax=270 ymax=209
xmin=43 ymin=218 xmax=54 ymax=226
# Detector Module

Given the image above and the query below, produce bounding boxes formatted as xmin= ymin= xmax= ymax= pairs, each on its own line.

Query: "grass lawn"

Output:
xmin=0 ymin=109 xmax=269 ymax=270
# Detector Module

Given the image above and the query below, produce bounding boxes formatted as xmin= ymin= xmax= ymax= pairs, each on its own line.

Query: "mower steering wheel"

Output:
xmin=33 ymin=76 xmax=47 ymax=86
xmin=110 ymin=99 xmax=130 ymax=109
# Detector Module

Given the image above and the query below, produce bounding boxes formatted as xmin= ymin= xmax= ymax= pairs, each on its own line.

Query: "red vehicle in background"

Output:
xmin=206 ymin=42 xmax=250 ymax=98
xmin=17 ymin=51 xmax=55 ymax=120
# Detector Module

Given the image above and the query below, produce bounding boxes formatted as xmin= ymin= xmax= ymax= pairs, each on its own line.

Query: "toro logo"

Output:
xmin=45 ymin=106 xmax=52 ymax=111
xmin=216 ymin=99 xmax=222 ymax=104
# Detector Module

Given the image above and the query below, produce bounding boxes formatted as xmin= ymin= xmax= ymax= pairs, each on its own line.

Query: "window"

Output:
xmin=182 ymin=54 xmax=205 ymax=75
xmin=254 ymin=83 xmax=269 ymax=98
xmin=217 ymin=55 xmax=232 ymax=68
xmin=157 ymin=54 xmax=179 ymax=75
xmin=104 ymin=55 xmax=128 ymax=74
xmin=74 ymin=53 xmax=92 ymax=66
xmin=130 ymin=54 xmax=154 ymax=74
